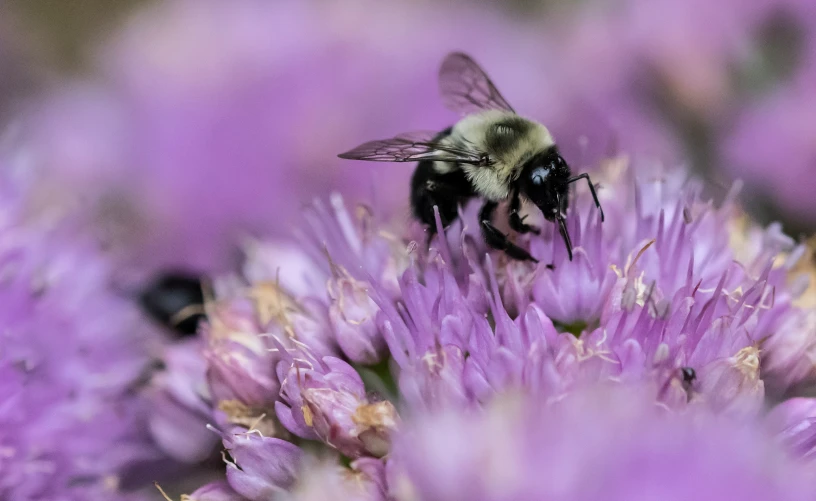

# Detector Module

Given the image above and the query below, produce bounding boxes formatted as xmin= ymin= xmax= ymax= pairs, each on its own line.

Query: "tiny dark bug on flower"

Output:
xmin=680 ymin=366 xmax=696 ymax=401
xmin=138 ymin=272 xmax=205 ymax=336
xmin=681 ymin=366 xmax=697 ymax=384
xmin=339 ymin=52 xmax=604 ymax=263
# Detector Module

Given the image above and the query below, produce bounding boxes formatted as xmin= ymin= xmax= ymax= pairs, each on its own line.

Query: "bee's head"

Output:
xmin=518 ymin=146 xmax=570 ymax=221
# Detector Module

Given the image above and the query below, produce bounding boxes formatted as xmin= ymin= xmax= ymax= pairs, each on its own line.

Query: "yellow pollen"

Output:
xmin=733 ymin=346 xmax=761 ymax=379
xmin=352 ymin=401 xmax=399 ymax=430
xmin=249 ymin=281 xmax=301 ymax=327
xmin=217 ymin=400 xmax=277 ymax=437
xmin=302 ymin=405 xmax=314 ymax=427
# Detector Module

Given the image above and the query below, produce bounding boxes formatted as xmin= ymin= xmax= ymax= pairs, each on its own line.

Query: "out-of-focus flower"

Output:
xmin=0 ymin=171 xmax=160 ymax=499
xmin=391 ymin=386 xmax=816 ymax=501
xmin=182 ymin=481 xmax=247 ymax=501
xmin=0 ymin=12 xmax=44 ymax=122
xmin=761 ymin=307 xmax=816 ymax=395
xmin=630 ymin=0 xmax=816 ymax=227
xmin=723 ymin=66 xmax=816 ymax=226
xmin=766 ymin=397 xmax=816 ymax=461
xmin=612 ymin=0 xmax=786 ymax=114
xmin=760 ymin=237 xmax=816 ymax=394
xmin=147 ymin=339 xmax=218 ymax=463
xmin=284 ymin=457 xmax=386 ymax=501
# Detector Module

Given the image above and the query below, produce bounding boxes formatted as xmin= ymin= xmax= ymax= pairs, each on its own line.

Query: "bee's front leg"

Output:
xmin=479 ymin=201 xmax=538 ymax=263
xmin=507 ymin=189 xmax=540 ymax=235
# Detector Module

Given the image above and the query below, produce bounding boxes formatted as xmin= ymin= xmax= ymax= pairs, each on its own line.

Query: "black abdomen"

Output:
xmin=409 ymin=127 xmax=474 ymax=229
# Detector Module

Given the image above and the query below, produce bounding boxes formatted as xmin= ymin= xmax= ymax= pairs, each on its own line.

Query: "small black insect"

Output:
xmin=138 ymin=272 xmax=205 ymax=336
xmin=339 ymin=52 xmax=604 ymax=262
xmin=681 ymin=366 xmax=696 ymax=385
xmin=680 ymin=366 xmax=696 ymax=401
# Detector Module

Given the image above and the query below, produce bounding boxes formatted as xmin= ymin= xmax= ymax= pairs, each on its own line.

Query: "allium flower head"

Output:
xmin=0 ymin=169 xmax=160 ymax=499
xmin=165 ymin=156 xmax=816 ymax=498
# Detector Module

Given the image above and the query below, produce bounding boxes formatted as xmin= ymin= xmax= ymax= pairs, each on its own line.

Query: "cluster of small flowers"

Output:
xmin=151 ymin=158 xmax=816 ymax=500
xmin=0 ymin=163 xmax=162 ymax=500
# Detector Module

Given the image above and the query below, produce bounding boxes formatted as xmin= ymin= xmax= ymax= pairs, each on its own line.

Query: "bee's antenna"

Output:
xmin=557 ymin=215 xmax=573 ymax=261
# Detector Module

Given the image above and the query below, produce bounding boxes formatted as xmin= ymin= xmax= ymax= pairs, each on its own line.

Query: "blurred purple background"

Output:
xmin=1 ymin=0 xmax=814 ymax=273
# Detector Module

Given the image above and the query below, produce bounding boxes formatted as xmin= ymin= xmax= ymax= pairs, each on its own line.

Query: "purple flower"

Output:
xmin=217 ymin=429 xmax=302 ymax=501
xmin=767 ymin=397 xmax=816 ymax=461
xmin=205 ymin=335 xmax=279 ymax=411
xmin=583 ymin=0 xmax=816 ymax=227
xmin=357 ymin=162 xmax=807 ymax=411
xmin=199 ymin=296 xmax=282 ymax=432
xmin=274 ymin=345 xmax=398 ymax=458
xmin=200 ymin=279 xmax=336 ymax=437
xmin=723 ymin=65 xmax=816 ymax=226
xmin=328 ymin=267 xmax=386 ymax=365
xmin=8 ymin=0 xmax=816 ymax=497
xmin=284 ymin=457 xmax=386 ymax=501
xmin=391 ymin=385 xmax=816 ymax=501
xmin=0 ymin=170 xmax=161 ymax=499
xmin=147 ymin=340 xmax=219 ymax=463
xmin=144 ymin=152 xmax=816 ymax=495
xmin=183 ymin=481 xmax=247 ymax=501
xmin=374 ymin=261 xmax=481 ymax=411
xmin=156 ymin=159 xmax=813 ymax=499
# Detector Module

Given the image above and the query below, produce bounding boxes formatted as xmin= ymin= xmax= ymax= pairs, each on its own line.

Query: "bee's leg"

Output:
xmin=411 ymin=161 xmax=472 ymax=248
xmin=567 ymin=173 xmax=605 ymax=222
xmin=508 ymin=189 xmax=540 ymax=235
xmin=480 ymin=201 xmax=538 ymax=263
xmin=416 ymin=194 xmax=457 ymax=249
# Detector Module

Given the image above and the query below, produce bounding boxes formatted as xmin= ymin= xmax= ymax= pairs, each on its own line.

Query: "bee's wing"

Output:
xmin=438 ymin=52 xmax=515 ymax=116
xmin=338 ymin=131 xmax=487 ymax=165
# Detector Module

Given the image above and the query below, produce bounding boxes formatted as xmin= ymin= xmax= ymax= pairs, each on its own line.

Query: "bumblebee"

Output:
xmin=339 ymin=52 xmax=603 ymax=262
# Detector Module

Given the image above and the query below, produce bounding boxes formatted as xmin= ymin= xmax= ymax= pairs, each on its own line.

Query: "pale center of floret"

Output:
xmin=733 ymin=346 xmax=761 ymax=380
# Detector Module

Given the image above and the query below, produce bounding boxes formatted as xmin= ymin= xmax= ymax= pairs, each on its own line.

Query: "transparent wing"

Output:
xmin=338 ymin=131 xmax=488 ymax=165
xmin=438 ymin=52 xmax=515 ymax=116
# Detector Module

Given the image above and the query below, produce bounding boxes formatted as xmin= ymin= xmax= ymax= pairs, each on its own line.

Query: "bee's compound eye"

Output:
xmin=531 ymin=167 xmax=550 ymax=186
